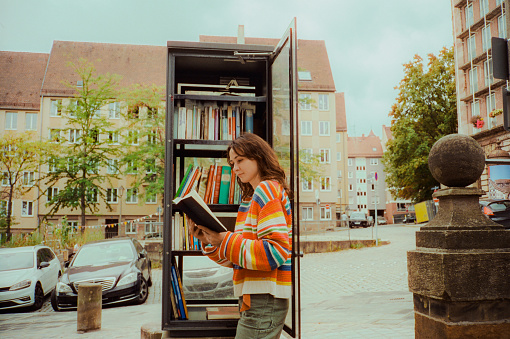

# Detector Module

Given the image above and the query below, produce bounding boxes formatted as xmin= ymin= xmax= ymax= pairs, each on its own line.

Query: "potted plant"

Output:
xmin=470 ymin=115 xmax=484 ymax=128
xmin=489 ymin=109 xmax=503 ymax=118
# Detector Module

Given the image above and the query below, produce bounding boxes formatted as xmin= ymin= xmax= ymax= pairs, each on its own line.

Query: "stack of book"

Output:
xmin=170 ymin=263 xmax=188 ymax=320
xmin=176 ymin=104 xmax=254 ymax=140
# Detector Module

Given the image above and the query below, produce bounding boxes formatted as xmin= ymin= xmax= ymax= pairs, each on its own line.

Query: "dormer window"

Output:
xmin=298 ymin=71 xmax=312 ymax=81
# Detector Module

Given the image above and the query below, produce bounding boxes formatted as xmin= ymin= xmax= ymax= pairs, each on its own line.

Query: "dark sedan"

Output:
xmin=51 ymin=238 xmax=151 ymax=311
xmin=480 ymin=199 xmax=510 ymax=229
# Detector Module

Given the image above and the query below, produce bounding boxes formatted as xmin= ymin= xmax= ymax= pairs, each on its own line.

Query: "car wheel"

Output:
xmin=135 ymin=277 xmax=149 ymax=304
xmin=32 ymin=283 xmax=44 ymax=311
xmin=50 ymin=289 xmax=61 ymax=312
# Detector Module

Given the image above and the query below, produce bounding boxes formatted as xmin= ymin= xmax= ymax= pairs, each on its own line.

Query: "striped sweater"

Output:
xmin=202 ymin=180 xmax=292 ymax=299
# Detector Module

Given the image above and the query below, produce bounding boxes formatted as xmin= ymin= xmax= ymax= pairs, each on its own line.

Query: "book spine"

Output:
xmin=227 ymin=106 xmax=233 ymax=140
xmin=175 ymin=164 xmax=193 ymax=198
xmin=235 ymin=106 xmax=241 ymax=139
xmin=208 ymin=106 xmax=215 ymax=140
xmin=218 ymin=166 xmax=231 ymax=204
xmin=174 ymin=264 xmax=188 ymax=319
xmin=221 ymin=107 xmax=228 ymax=140
xmin=171 ymin=265 xmax=187 ymax=319
xmin=203 ymin=165 xmax=214 ymax=203
xmin=169 ymin=265 xmax=182 ymax=319
xmin=212 ymin=164 xmax=222 ymax=204
xmin=245 ymin=109 xmax=253 ymax=133
xmin=228 ymin=170 xmax=236 ymax=204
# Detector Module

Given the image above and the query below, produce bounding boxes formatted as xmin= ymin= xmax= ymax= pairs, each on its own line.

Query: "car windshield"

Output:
xmin=489 ymin=202 xmax=510 ymax=212
xmin=72 ymin=242 xmax=135 ymax=267
xmin=350 ymin=212 xmax=365 ymax=218
xmin=0 ymin=252 xmax=34 ymax=271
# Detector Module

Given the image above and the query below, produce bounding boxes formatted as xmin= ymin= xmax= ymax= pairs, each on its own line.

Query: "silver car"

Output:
xmin=0 ymin=245 xmax=61 ymax=310
xmin=181 ymin=256 xmax=234 ymax=300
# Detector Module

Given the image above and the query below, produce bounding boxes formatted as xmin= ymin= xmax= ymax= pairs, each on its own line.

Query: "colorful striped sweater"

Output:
xmin=202 ymin=180 xmax=292 ymax=299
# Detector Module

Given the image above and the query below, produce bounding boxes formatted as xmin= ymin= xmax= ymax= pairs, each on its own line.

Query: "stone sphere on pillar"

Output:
xmin=428 ymin=134 xmax=485 ymax=187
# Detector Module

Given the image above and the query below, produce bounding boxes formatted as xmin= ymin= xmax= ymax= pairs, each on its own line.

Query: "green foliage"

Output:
xmin=383 ymin=47 xmax=457 ymax=202
xmin=2 ymin=232 xmax=44 ymax=248
xmin=41 ymin=58 xmax=123 ymax=225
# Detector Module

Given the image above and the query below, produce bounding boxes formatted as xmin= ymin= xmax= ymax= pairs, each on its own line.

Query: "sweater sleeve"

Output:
xmin=201 ymin=242 xmax=233 ymax=268
xmin=219 ymin=185 xmax=291 ymax=271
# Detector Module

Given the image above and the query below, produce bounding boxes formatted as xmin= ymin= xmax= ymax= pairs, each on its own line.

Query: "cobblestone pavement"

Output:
xmin=0 ymin=224 xmax=418 ymax=338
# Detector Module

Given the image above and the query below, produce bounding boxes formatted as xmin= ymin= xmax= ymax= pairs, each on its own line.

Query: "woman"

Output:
xmin=190 ymin=133 xmax=292 ymax=339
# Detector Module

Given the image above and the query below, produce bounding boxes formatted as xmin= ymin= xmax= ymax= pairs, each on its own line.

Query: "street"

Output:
xmin=0 ymin=224 xmax=418 ymax=338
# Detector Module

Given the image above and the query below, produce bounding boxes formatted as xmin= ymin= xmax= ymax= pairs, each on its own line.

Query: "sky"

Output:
xmin=0 ymin=0 xmax=454 ymax=138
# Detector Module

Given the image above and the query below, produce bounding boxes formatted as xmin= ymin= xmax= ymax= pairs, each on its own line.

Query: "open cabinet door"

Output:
xmin=270 ymin=17 xmax=300 ymax=338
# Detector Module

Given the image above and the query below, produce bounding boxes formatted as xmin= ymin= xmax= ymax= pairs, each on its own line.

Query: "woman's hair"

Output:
xmin=227 ymin=133 xmax=291 ymax=201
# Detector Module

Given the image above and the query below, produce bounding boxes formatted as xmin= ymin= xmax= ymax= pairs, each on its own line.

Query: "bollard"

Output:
xmin=77 ymin=283 xmax=102 ymax=332
xmin=408 ymin=134 xmax=510 ymax=338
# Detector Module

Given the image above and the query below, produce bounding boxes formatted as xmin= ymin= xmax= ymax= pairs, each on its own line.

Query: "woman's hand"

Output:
xmin=188 ymin=217 xmax=227 ymax=247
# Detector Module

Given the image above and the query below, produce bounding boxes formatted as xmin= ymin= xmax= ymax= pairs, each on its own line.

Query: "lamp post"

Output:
xmin=118 ymin=185 xmax=125 ymax=235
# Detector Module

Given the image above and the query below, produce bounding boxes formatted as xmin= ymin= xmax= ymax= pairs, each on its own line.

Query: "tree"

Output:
xmin=383 ymin=47 xmax=457 ymax=202
xmin=0 ymin=132 xmax=46 ymax=241
xmin=41 ymin=58 xmax=122 ymax=226
xmin=119 ymin=84 xmax=165 ymax=203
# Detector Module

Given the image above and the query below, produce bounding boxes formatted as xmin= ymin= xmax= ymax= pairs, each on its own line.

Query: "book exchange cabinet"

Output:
xmin=162 ymin=19 xmax=301 ymax=338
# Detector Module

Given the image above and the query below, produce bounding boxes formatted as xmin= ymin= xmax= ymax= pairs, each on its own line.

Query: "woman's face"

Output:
xmin=229 ymin=148 xmax=261 ymax=189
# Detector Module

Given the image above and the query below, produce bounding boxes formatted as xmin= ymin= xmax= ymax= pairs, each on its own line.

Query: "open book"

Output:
xmin=173 ymin=189 xmax=228 ymax=233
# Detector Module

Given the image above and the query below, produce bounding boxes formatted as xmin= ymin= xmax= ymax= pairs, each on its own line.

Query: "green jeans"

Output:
xmin=235 ymin=294 xmax=289 ymax=339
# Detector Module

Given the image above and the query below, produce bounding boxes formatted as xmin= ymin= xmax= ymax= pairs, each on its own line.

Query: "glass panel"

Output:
xmin=271 ymin=17 xmax=299 ymax=337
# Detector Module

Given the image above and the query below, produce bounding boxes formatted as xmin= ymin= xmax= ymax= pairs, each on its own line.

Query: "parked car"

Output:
xmin=377 ymin=216 xmax=387 ymax=225
xmin=51 ymin=238 xmax=152 ymax=311
xmin=349 ymin=211 xmax=369 ymax=228
xmin=180 ymin=256 xmax=234 ymax=300
xmin=0 ymin=245 xmax=61 ymax=311
xmin=480 ymin=199 xmax=510 ymax=229
xmin=367 ymin=216 xmax=374 ymax=227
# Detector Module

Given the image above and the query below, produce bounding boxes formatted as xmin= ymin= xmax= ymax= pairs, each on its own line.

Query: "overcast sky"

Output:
xmin=0 ymin=0 xmax=453 ymax=138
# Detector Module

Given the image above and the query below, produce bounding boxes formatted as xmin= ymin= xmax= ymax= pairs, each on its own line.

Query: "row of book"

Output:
xmin=172 ymin=211 xmax=202 ymax=251
xmin=176 ymin=104 xmax=254 ymax=140
xmin=174 ymin=163 xmax=240 ymax=205
xmin=170 ymin=263 xmax=188 ymax=320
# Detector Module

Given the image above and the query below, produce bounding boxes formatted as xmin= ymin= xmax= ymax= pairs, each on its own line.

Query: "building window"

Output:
xmin=301 ymin=121 xmax=312 ymax=135
xmin=484 ymin=58 xmax=494 ymax=86
xmin=47 ymin=187 xmax=59 ymax=202
xmin=482 ymin=24 xmax=491 ymax=52
xmin=2 ymin=172 xmax=9 ymax=186
xmin=320 ymin=177 xmax=331 ymax=191
xmin=336 ymin=133 xmax=341 ymax=143
xmin=22 ymin=172 xmax=34 ymax=186
xmin=147 ymin=132 xmax=157 ymax=145
xmin=319 ymin=121 xmax=330 ymax=136
xmin=282 ymin=119 xmax=290 ymax=136
xmin=487 ymin=92 xmax=496 ymax=114
xmin=469 ymin=67 xmax=478 ymax=94
xmin=145 ymin=159 xmax=156 ymax=174
xmin=106 ymin=188 xmax=118 ymax=203
xmin=318 ymin=94 xmax=329 ymax=111
xmin=320 ymin=206 xmax=331 ymax=220
xmin=471 ymin=100 xmax=480 ymax=117
xmin=25 ymin=113 xmax=37 ymax=131
xmin=5 ymin=112 xmax=17 ymax=130
xmin=302 ymin=179 xmax=313 ymax=192
xmin=337 ymin=170 xmax=342 ymax=178
xmin=87 ymin=188 xmax=98 ymax=203
xmin=466 ymin=3 xmax=474 ymax=28
xmin=109 ymin=102 xmax=120 ymax=119
xmin=50 ymin=99 xmax=62 ymax=117
xmin=348 ymin=158 xmax=353 ymax=166
xmin=49 ymin=129 xmax=61 ymax=143
xmin=108 ymin=131 xmax=120 ymax=144
xmin=349 ymin=184 xmax=353 ymax=191
xmin=126 ymin=221 xmax=136 ymax=234
xmin=69 ymin=129 xmax=81 ymax=144
xmin=128 ymin=131 xmax=139 ymax=145
xmin=499 ymin=15 xmax=507 ymax=39
xmin=299 ymin=93 xmax=312 ymax=110
xmin=146 ymin=193 xmax=157 ymax=204
xmin=467 ymin=35 xmax=476 ymax=60
xmin=128 ymin=161 xmax=138 ymax=174
xmin=480 ymin=0 xmax=489 ymax=17
xmin=48 ymin=157 xmax=58 ymax=173
xmin=348 ymin=171 xmax=353 ymax=178
xmin=302 ymin=148 xmax=313 ymax=163
xmin=337 ymin=152 xmax=341 ymax=161
xmin=298 ymin=71 xmax=312 ymax=81
xmin=145 ymin=220 xmax=159 ymax=234
xmin=319 ymin=149 xmax=330 ymax=163
xmin=126 ymin=188 xmax=138 ymax=203
xmin=0 ymin=201 xmax=12 ymax=215
xmin=302 ymin=207 xmax=313 ymax=220
xmin=107 ymin=159 xmax=119 ymax=174
xmin=21 ymin=201 xmax=33 ymax=217
xmin=370 ymin=158 xmax=378 ymax=165
xmin=69 ymin=100 xmax=78 ymax=118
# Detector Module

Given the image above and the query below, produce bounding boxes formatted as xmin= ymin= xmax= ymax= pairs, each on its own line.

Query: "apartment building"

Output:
xmin=336 ymin=93 xmax=349 ymax=219
xmin=347 ymin=131 xmax=386 ymax=219
xmin=451 ymin=0 xmax=510 ymax=193
xmin=199 ymin=35 xmax=343 ymax=231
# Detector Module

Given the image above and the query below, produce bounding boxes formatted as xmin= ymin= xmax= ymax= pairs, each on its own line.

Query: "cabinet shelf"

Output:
xmin=173 ymin=94 xmax=266 ymax=103
xmin=173 ymin=204 xmax=239 ymax=213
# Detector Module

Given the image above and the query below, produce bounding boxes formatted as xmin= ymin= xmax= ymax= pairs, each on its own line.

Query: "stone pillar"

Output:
xmin=77 ymin=283 xmax=102 ymax=332
xmin=408 ymin=134 xmax=510 ymax=338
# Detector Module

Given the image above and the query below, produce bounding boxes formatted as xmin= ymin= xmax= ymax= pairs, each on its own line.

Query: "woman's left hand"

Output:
xmin=188 ymin=217 xmax=227 ymax=247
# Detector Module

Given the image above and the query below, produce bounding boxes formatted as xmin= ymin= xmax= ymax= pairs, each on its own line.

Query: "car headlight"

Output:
xmin=9 ymin=280 xmax=31 ymax=291
xmin=117 ymin=272 xmax=138 ymax=287
xmin=56 ymin=282 xmax=73 ymax=294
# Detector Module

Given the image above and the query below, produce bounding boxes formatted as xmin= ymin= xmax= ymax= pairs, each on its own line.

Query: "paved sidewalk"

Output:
xmin=0 ymin=225 xmax=418 ymax=338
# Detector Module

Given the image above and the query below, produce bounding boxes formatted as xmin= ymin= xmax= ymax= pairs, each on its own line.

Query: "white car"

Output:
xmin=0 ymin=245 xmax=61 ymax=310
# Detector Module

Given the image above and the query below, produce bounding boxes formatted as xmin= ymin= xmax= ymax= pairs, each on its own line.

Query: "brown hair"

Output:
xmin=227 ymin=133 xmax=291 ymax=201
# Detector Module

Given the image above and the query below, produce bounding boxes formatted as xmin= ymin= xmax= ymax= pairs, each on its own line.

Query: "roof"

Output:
xmin=199 ymin=35 xmax=336 ymax=92
xmin=336 ymin=92 xmax=347 ymax=131
xmin=41 ymin=41 xmax=166 ymax=97
xmin=348 ymin=131 xmax=383 ymax=157
xmin=0 ymin=51 xmax=49 ymax=110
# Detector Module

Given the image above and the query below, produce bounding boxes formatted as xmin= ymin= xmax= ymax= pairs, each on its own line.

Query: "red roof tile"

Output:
xmin=0 ymin=51 xmax=49 ymax=110
xmin=348 ymin=131 xmax=383 ymax=157
xmin=41 ymin=41 xmax=166 ymax=97
xmin=199 ymin=36 xmax=335 ymax=92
